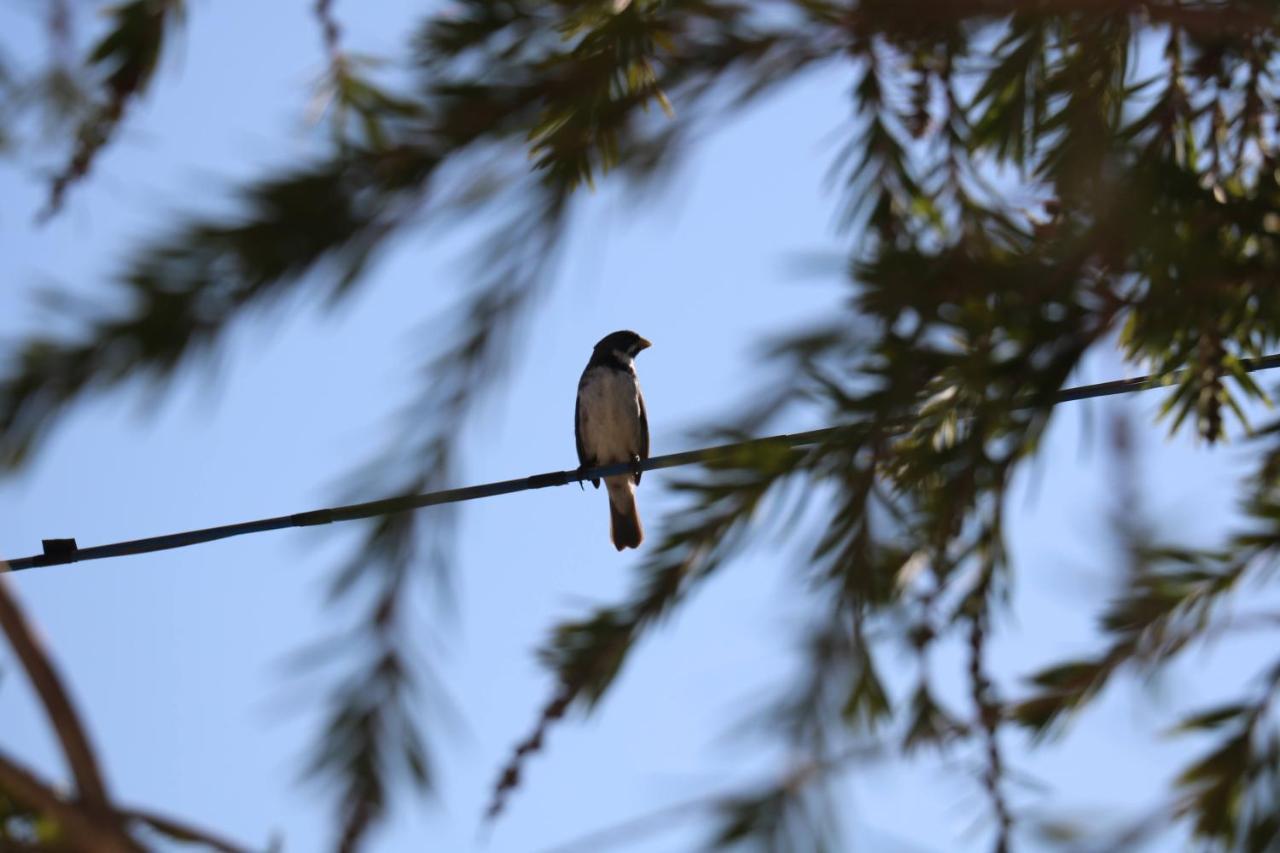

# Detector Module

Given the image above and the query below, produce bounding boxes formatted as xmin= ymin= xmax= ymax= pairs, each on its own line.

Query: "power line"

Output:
xmin=6 ymin=353 xmax=1280 ymax=573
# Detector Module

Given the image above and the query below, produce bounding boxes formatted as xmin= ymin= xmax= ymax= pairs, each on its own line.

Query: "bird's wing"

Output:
xmin=635 ymin=385 xmax=649 ymax=485
xmin=575 ymin=375 xmax=599 ymax=488
xmin=574 ymin=387 xmax=588 ymax=467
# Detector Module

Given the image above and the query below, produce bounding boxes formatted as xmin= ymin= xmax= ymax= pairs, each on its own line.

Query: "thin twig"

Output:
xmin=0 ymin=574 xmax=112 ymax=815
xmin=314 ymin=0 xmax=343 ymax=65
xmin=40 ymin=0 xmax=178 ymax=221
xmin=486 ymin=688 xmax=573 ymax=821
xmin=966 ymin=590 xmax=1013 ymax=852
xmin=0 ymin=566 xmax=254 ymax=851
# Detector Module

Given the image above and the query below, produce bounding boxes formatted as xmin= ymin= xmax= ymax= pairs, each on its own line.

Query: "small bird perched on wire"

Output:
xmin=575 ymin=330 xmax=652 ymax=550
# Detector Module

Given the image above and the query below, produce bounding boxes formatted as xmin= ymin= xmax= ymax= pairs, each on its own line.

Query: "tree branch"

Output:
xmin=0 ymin=574 xmax=112 ymax=816
xmin=0 ymin=747 xmax=136 ymax=853
xmin=0 ymin=567 xmax=253 ymax=851
xmin=0 ymin=746 xmax=253 ymax=853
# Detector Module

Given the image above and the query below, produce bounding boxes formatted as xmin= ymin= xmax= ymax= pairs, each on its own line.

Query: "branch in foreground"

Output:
xmin=0 ymin=746 xmax=135 ymax=853
xmin=0 ymin=747 xmax=254 ymax=853
xmin=40 ymin=0 xmax=183 ymax=220
xmin=0 ymin=565 xmax=255 ymax=851
xmin=0 ymin=575 xmax=113 ymax=816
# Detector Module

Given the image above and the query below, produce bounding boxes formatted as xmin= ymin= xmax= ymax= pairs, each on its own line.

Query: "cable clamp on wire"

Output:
xmin=41 ymin=538 xmax=79 ymax=565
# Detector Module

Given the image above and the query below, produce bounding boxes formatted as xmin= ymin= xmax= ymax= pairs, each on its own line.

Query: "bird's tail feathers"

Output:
xmin=606 ymin=477 xmax=643 ymax=550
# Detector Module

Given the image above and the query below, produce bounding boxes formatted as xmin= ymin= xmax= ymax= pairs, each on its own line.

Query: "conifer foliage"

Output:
xmin=6 ymin=1 xmax=1280 ymax=850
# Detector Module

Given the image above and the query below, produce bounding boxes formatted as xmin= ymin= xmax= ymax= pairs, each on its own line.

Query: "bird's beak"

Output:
xmin=637 ymin=336 xmax=652 ymax=351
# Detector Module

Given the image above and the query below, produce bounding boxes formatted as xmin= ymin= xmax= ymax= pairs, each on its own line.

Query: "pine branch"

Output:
xmin=304 ymin=180 xmax=571 ymax=853
xmin=41 ymin=0 xmax=184 ymax=220
xmin=966 ymin=564 xmax=1014 ymax=852
xmin=11 ymin=3 xmax=1280 ymax=849
xmin=3 ymin=145 xmax=440 ymax=470
xmin=488 ymin=443 xmax=810 ymax=820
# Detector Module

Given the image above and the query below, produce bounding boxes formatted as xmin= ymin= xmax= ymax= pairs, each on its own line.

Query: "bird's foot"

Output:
xmin=575 ymin=464 xmax=600 ymax=489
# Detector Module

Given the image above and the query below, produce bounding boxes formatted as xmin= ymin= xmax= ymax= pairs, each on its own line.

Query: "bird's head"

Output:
xmin=594 ymin=330 xmax=652 ymax=363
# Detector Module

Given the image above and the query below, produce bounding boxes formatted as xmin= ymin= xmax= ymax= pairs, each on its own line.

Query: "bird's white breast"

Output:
xmin=578 ymin=366 xmax=643 ymax=463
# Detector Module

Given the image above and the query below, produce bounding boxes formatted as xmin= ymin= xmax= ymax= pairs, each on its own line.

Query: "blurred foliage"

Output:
xmin=42 ymin=0 xmax=185 ymax=219
xmin=0 ymin=1 xmax=89 ymax=165
xmin=0 ymin=792 xmax=58 ymax=849
xmin=7 ymin=1 xmax=1280 ymax=851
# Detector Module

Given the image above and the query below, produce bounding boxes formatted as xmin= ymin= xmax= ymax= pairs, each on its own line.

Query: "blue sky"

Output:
xmin=0 ymin=2 xmax=1271 ymax=851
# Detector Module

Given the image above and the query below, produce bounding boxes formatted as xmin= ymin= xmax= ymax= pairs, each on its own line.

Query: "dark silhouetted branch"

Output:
xmin=0 ymin=575 xmax=112 ymax=817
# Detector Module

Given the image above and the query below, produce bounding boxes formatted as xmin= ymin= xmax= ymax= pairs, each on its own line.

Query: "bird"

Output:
xmin=575 ymin=330 xmax=651 ymax=550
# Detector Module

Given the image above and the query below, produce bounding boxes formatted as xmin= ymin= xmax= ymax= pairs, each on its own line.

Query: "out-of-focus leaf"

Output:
xmin=43 ymin=0 xmax=185 ymax=217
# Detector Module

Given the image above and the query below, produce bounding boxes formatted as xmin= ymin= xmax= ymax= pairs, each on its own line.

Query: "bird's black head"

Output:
xmin=593 ymin=330 xmax=652 ymax=360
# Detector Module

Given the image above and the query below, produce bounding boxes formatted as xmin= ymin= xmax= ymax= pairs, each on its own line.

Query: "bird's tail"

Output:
xmin=606 ymin=477 xmax=643 ymax=550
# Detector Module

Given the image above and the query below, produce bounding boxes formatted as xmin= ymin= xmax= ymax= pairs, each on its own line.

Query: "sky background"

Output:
xmin=0 ymin=2 xmax=1272 ymax=851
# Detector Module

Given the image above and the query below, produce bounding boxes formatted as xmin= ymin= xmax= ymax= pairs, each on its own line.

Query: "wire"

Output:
xmin=6 ymin=353 xmax=1280 ymax=573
